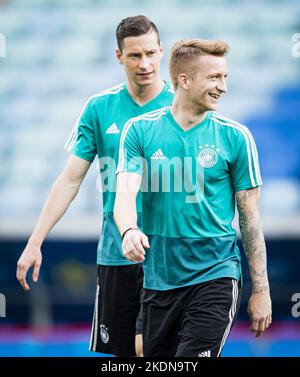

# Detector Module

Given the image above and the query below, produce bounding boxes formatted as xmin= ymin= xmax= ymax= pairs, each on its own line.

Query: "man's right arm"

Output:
xmin=16 ymin=154 xmax=91 ymax=290
xmin=114 ymin=117 xmax=149 ymax=262
xmin=114 ymin=172 xmax=149 ymax=263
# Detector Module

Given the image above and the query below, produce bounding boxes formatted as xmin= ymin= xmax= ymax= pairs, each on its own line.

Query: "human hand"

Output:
xmin=16 ymin=243 xmax=42 ymax=291
xmin=122 ymin=229 xmax=149 ymax=262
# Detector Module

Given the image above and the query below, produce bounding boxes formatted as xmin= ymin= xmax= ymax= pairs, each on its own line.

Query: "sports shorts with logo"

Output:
xmin=90 ymin=264 xmax=143 ymax=356
xmin=142 ymin=277 xmax=242 ymax=357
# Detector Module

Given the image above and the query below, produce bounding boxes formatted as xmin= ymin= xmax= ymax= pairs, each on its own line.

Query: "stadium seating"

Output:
xmin=0 ymin=0 xmax=299 ymax=224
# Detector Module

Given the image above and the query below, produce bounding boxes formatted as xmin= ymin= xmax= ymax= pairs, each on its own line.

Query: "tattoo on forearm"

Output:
xmin=236 ymin=188 xmax=269 ymax=293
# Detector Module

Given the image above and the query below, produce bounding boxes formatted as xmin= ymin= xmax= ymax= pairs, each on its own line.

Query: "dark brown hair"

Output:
xmin=116 ymin=15 xmax=160 ymax=50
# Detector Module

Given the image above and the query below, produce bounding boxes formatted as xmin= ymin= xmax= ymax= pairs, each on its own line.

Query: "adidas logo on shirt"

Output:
xmin=151 ymin=149 xmax=166 ymax=160
xmin=105 ymin=123 xmax=120 ymax=134
xmin=198 ymin=350 xmax=211 ymax=357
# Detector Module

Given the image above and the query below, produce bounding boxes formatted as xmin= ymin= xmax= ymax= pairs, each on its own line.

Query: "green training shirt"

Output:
xmin=117 ymin=107 xmax=262 ymax=289
xmin=65 ymin=82 xmax=174 ymax=265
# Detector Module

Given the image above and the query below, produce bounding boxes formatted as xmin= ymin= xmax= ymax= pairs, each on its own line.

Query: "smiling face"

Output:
xmin=116 ymin=30 xmax=163 ymax=89
xmin=184 ymin=54 xmax=228 ymax=111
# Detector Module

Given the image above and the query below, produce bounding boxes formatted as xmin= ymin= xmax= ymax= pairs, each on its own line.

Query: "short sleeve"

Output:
xmin=117 ymin=120 xmax=143 ymax=175
xmin=64 ymin=98 xmax=97 ymax=162
xmin=231 ymin=127 xmax=263 ymax=192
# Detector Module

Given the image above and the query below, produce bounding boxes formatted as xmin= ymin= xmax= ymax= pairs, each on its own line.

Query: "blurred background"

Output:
xmin=0 ymin=0 xmax=300 ymax=357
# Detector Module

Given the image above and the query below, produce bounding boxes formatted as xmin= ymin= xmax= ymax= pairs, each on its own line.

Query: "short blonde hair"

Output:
xmin=169 ymin=39 xmax=230 ymax=89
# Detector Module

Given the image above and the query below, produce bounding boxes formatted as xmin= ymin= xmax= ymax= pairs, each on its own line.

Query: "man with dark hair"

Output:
xmin=16 ymin=15 xmax=173 ymax=357
xmin=116 ymin=15 xmax=160 ymax=50
xmin=114 ymin=38 xmax=272 ymax=357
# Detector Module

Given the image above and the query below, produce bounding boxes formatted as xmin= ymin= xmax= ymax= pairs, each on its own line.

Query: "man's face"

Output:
xmin=116 ymin=30 xmax=163 ymax=87
xmin=186 ymin=54 xmax=228 ymax=111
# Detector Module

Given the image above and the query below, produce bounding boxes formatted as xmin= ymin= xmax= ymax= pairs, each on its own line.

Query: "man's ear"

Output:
xmin=116 ymin=48 xmax=123 ymax=65
xmin=159 ymin=42 xmax=164 ymax=58
xmin=177 ymin=73 xmax=189 ymax=90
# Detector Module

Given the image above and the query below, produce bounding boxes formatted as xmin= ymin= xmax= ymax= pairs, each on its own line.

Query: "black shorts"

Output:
xmin=142 ymin=277 xmax=242 ymax=357
xmin=89 ymin=264 xmax=143 ymax=356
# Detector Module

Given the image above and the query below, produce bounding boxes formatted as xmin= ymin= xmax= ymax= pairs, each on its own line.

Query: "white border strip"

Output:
xmin=64 ymin=84 xmax=126 ymax=151
xmin=217 ymin=279 xmax=238 ymax=357
xmin=117 ymin=107 xmax=169 ymax=173
xmin=213 ymin=113 xmax=262 ymax=185
xmin=89 ymin=281 xmax=100 ymax=351
xmin=212 ymin=116 xmax=259 ymax=187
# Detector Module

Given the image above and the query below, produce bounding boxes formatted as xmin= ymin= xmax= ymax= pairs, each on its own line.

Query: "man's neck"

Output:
xmin=127 ymin=79 xmax=165 ymax=106
xmin=171 ymin=96 xmax=208 ymax=131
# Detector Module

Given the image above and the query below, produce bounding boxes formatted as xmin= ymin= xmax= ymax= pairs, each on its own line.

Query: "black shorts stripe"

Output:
xmin=217 ymin=279 xmax=239 ymax=356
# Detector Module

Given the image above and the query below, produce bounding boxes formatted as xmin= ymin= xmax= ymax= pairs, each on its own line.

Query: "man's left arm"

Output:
xmin=236 ymin=186 xmax=272 ymax=337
